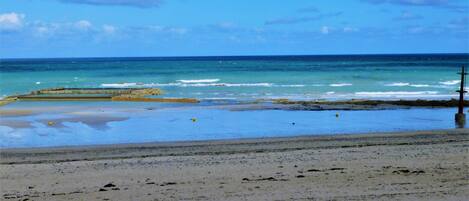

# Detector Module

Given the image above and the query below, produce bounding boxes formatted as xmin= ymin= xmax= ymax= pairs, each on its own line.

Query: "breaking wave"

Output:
xmin=329 ymin=83 xmax=352 ymax=87
xmin=385 ymin=82 xmax=431 ymax=88
xmin=439 ymin=80 xmax=460 ymax=85
xmin=177 ymin=79 xmax=220 ymax=83
xmin=385 ymin=82 xmax=409 ymax=87
xmin=101 ymin=83 xmax=142 ymax=87
xmin=355 ymin=91 xmax=440 ymax=98
xmin=410 ymin=84 xmax=430 ymax=88
xmin=100 ymin=82 xmax=306 ymax=88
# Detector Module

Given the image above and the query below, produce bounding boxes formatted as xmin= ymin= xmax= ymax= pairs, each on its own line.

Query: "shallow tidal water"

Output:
xmin=0 ymin=101 xmax=465 ymax=148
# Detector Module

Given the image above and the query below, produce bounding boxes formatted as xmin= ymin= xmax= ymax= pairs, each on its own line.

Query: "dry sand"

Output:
xmin=1 ymin=129 xmax=468 ymax=201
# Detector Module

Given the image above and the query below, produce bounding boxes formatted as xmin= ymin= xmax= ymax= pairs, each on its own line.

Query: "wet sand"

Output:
xmin=1 ymin=129 xmax=468 ymax=200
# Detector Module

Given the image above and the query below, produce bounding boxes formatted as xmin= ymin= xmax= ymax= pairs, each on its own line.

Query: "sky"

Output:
xmin=0 ymin=0 xmax=468 ymax=58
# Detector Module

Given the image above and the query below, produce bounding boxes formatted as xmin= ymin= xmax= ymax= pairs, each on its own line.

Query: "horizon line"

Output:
xmin=1 ymin=52 xmax=469 ymax=60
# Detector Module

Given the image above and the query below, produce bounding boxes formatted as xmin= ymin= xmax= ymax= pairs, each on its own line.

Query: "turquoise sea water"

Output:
xmin=1 ymin=54 xmax=469 ymax=100
xmin=1 ymin=54 xmax=469 ymax=148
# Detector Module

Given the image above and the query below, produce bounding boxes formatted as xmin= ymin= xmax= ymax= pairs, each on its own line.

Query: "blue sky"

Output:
xmin=0 ymin=0 xmax=468 ymax=58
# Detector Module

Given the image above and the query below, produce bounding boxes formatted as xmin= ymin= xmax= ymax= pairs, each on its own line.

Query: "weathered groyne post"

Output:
xmin=455 ymin=65 xmax=467 ymax=127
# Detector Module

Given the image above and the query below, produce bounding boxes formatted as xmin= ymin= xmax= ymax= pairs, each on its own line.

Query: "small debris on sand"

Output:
xmin=103 ymin=183 xmax=116 ymax=188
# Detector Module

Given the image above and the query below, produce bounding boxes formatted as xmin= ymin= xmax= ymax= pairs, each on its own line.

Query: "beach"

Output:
xmin=1 ymin=55 xmax=469 ymax=200
xmin=1 ymin=129 xmax=468 ymax=200
xmin=2 ymin=0 xmax=469 ymax=199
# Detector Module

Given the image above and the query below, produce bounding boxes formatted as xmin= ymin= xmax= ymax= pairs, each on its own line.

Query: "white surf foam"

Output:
xmin=439 ymin=80 xmax=460 ymax=85
xmin=329 ymin=83 xmax=352 ymax=87
xmin=101 ymin=83 xmax=139 ymax=87
xmin=177 ymin=79 xmax=220 ymax=83
xmin=100 ymin=82 xmax=345 ymax=88
xmin=174 ymin=83 xmax=273 ymax=87
xmin=278 ymin=84 xmax=305 ymax=87
xmin=101 ymin=82 xmax=308 ymax=88
xmin=223 ymin=83 xmax=273 ymax=87
xmin=410 ymin=84 xmax=430 ymax=88
xmin=355 ymin=91 xmax=439 ymax=98
xmin=385 ymin=82 xmax=431 ymax=88
xmin=385 ymin=82 xmax=409 ymax=87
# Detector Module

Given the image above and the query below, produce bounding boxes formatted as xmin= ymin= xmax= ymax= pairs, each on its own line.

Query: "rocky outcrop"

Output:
xmin=273 ymin=98 xmax=469 ymax=108
xmin=0 ymin=87 xmax=200 ymax=106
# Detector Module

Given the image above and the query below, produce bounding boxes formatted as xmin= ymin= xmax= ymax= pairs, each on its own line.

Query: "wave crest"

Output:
xmin=385 ymin=82 xmax=431 ymax=88
xmin=329 ymin=83 xmax=352 ymax=87
xmin=177 ymin=79 xmax=220 ymax=83
xmin=385 ymin=82 xmax=409 ymax=87
xmin=410 ymin=84 xmax=430 ymax=88
xmin=355 ymin=91 xmax=439 ymax=98
xmin=100 ymin=82 xmax=307 ymax=88
xmin=439 ymin=80 xmax=460 ymax=85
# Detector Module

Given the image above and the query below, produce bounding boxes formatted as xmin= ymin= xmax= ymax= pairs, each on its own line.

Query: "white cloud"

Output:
xmin=0 ymin=12 xmax=25 ymax=31
xmin=75 ymin=20 xmax=92 ymax=30
xmin=30 ymin=20 xmax=94 ymax=38
xmin=32 ymin=23 xmax=60 ymax=37
xmin=102 ymin=24 xmax=116 ymax=34
xmin=36 ymin=26 xmax=49 ymax=35
xmin=320 ymin=26 xmax=330 ymax=34
xmin=144 ymin=25 xmax=187 ymax=35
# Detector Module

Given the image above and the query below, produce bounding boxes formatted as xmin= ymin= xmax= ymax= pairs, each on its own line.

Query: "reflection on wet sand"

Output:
xmin=0 ymin=110 xmax=33 ymax=117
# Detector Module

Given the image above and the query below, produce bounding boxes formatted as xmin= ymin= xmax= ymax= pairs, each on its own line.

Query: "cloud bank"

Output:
xmin=363 ymin=0 xmax=448 ymax=6
xmin=362 ymin=0 xmax=468 ymax=13
xmin=0 ymin=12 xmax=24 ymax=32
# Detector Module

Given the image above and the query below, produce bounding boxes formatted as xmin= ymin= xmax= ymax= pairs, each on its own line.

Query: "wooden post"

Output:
xmin=455 ymin=65 xmax=467 ymax=127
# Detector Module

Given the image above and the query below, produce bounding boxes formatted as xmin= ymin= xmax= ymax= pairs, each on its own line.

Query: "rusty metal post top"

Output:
xmin=456 ymin=66 xmax=467 ymax=93
xmin=455 ymin=65 xmax=466 ymax=128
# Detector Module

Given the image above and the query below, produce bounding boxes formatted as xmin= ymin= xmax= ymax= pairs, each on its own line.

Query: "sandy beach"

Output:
xmin=1 ymin=129 xmax=468 ymax=200
xmin=2 ymin=0 xmax=468 ymax=200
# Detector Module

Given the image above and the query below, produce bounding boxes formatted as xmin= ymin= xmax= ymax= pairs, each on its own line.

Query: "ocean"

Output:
xmin=1 ymin=54 xmax=469 ymax=148
xmin=2 ymin=54 xmax=469 ymax=100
